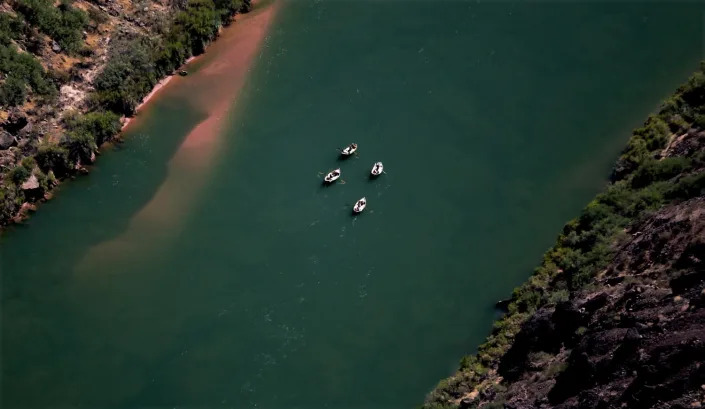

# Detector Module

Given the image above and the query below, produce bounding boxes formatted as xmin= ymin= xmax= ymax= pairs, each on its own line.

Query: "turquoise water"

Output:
xmin=2 ymin=1 xmax=703 ymax=408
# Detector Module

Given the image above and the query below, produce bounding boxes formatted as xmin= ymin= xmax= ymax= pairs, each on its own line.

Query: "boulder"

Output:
xmin=21 ymin=174 xmax=39 ymax=190
xmin=0 ymin=130 xmax=17 ymax=150
xmin=17 ymin=121 xmax=33 ymax=140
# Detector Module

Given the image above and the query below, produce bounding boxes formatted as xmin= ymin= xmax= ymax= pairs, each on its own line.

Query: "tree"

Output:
xmin=60 ymin=131 xmax=96 ymax=164
xmin=36 ymin=142 xmax=70 ymax=175
xmin=66 ymin=111 xmax=121 ymax=145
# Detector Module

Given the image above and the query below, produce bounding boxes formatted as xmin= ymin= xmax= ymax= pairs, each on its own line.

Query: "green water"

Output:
xmin=2 ymin=1 xmax=703 ymax=407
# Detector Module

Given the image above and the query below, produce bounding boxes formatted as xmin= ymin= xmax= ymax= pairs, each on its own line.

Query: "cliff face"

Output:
xmin=425 ymin=69 xmax=705 ymax=409
xmin=497 ymin=197 xmax=704 ymax=409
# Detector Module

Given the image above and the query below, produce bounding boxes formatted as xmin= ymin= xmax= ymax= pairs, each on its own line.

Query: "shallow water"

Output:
xmin=2 ymin=1 xmax=703 ymax=407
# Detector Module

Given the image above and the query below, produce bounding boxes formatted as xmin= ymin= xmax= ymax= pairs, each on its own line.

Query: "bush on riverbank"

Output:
xmin=0 ymin=183 xmax=23 ymax=222
xmin=65 ymin=111 xmax=121 ymax=145
xmin=95 ymin=0 xmax=246 ymax=115
xmin=60 ymin=131 xmax=96 ymax=164
xmin=93 ymin=34 xmax=158 ymax=114
xmin=35 ymin=143 xmax=70 ymax=176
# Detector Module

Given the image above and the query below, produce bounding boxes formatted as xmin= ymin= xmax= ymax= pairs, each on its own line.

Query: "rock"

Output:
xmin=17 ymin=121 xmax=33 ymax=140
xmin=0 ymin=130 xmax=17 ymax=150
xmin=21 ymin=174 xmax=39 ymax=190
xmin=52 ymin=40 xmax=61 ymax=53
xmin=20 ymin=202 xmax=36 ymax=213
xmin=0 ymin=150 xmax=16 ymax=169
xmin=17 ymin=137 xmax=33 ymax=150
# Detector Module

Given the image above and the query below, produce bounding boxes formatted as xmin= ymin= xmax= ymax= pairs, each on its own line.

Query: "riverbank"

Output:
xmin=424 ymin=65 xmax=705 ymax=409
xmin=0 ymin=0 xmax=267 ymax=229
xmin=81 ymin=0 xmax=278 ymax=265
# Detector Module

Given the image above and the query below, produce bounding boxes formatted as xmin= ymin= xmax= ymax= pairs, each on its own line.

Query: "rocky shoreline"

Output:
xmin=424 ymin=66 xmax=705 ymax=409
xmin=0 ymin=0 xmax=253 ymax=229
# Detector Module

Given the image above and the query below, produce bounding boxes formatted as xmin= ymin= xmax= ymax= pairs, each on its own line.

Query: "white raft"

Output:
xmin=353 ymin=197 xmax=367 ymax=213
xmin=324 ymin=168 xmax=341 ymax=183
xmin=341 ymin=143 xmax=358 ymax=156
xmin=371 ymin=162 xmax=383 ymax=176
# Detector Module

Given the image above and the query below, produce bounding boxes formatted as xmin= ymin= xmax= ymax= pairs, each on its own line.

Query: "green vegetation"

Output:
xmin=0 ymin=76 xmax=27 ymax=106
xmin=1 ymin=0 xmax=249 ymax=225
xmin=0 ymin=0 xmax=249 ymax=225
xmin=60 ymin=130 xmax=97 ymax=164
xmin=13 ymin=0 xmax=89 ymax=54
xmin=614 ymin=63 xmax=705 ymax=179
xmin=0 ymin=13 xmax=26 ymax=46
xmin=425 ymin=64 xmax=705 ymax=408
xmin=35 ymin=143 xmax=70 ymax=176
xmin=0 ymin=43 xmax=56 ymax=107
xmin=93 ymin=35 xmax=159 ymax=114
xmin=96 ymin=0 xmax=245 ymax=115
xmin=0 ymin=183 xmax=23 ymax=222
xmin=65 ymin=111 xmax=121 ymax=146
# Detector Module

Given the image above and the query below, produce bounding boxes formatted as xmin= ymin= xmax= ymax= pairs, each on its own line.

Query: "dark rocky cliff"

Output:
xmin=424 ymin=67 xmax=705 ymax=409
xmin=497 ymin=197 xmax=704 ymax=409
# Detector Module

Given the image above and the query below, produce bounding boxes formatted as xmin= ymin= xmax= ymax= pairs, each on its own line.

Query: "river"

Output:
xmin=1 ymin=1 xmax=703 ymax=407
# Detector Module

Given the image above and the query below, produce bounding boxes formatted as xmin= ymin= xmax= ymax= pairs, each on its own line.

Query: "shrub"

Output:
xmin=0 ymin=76 xmax=28 ymax=106
xmin=0 ymin=183 xmax=23 ymax=223
xmin=173 ymin=0 xmax=219 ymax=55
xmin=13 ymin=0 xmax=89 ymax=54
xmin=20 ymin=156 xmax=36 ymax=170
xmin=66 ymin=111 xmax=121 ymax=145
xmin=0 ymin=13 xmax=26 ymax=46
xmin=0 ymin=44 xmax=56 ymax=101
xmin=7 ymin=165 xmax=30 ymax=185
xmin=544 ymin=361 xmax=568 ymax=377
xmin=36 ymin=142 xmax=70 ymax=175
xmin=630 ymin=157 xmax=691 ymax=188
xmin=87 ymin=7 xmax=109 ymax=25
xmin=213 ymin=0 xmax=245 ymax=23
xmin=60 ymin=131 xmax=96 ymax=164
xmin=547 ymin=289 xmax=569 ymax=304
xmin=93 ymin=35 xmax=158 ymax=114
xmin=666 ymin=171 xmax=705 ymax=200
